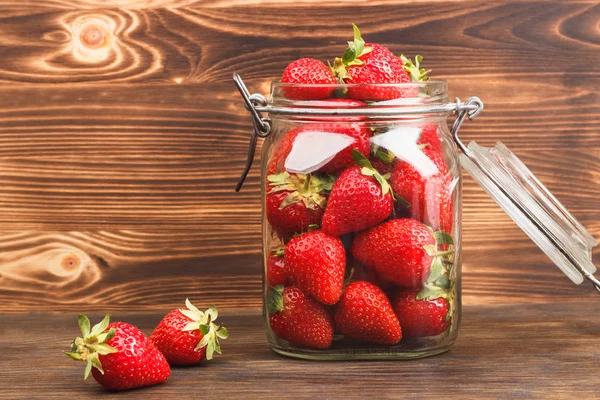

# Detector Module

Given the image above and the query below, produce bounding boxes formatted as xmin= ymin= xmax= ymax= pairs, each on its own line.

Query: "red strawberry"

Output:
xmin=390 ymin=147 xmax=454 ymax=233
xmin=65 ymin=315 xmax=170 ymax=391
xmin=322 ymin=151 xmax=393 ymax=236
xmin=284 ymin=230 xmax=346 ymax=305
xmin=333 ymin=281 xmax=402 ymax=344
xmin=268 ymin=124 xmax=371 ymax=175
xmin=268 ymin=285 xmax=334 ymax=349
xmin=392 ymin=289 xmax=450 ymax=338
xmin=332 ymin=25 xmax=429 ymax=101
xmin=351 ymin=218 xmax=435 ymax=288
xmin=266 ymin=172 xmax=334 ymax=241
xmin=417 ymin=123 xmax=443 ymax=154
xmin=150 ymin=300 xmax=228 ymax=365
xmin=267 ymin=248 xmax=290 ymax=287
xmin=281 ymin=58 xmax=336 ymax=100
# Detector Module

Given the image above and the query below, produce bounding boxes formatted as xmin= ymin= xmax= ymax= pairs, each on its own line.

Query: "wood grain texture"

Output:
xmin=0 ymin=1 xmax=598 ymax=311
xmin=2 ymin=304 xmax=600 ymax=399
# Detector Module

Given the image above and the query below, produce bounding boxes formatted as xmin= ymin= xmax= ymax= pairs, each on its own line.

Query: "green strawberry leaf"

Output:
xmin=206 ymin=341 xmax=215 ymax=361
xmin=376 ymin=149 xmax=395 ymax=164
xmin=352 ymin=149 xmax=373 ymax=169
xmin=89 ymin=353 xmax=104 ymax=375
xmin=64 ymin=351 xmax=82 ymax=361
xmin=434 ymin=230 xmax=454 ymax=246
xmin=196 ymin=334 xmax=211 ymax=350
xmin=206 ymin=304 xmax=218 ymax=322
xmin=89 ymin=314 xmax=110 ymax=337
xmin=199 ymin=324 xmax=211 ymax=336
xmin=417 ymin=283 xmax=446 ymax=301
xmin=342 ymin=47 xmax=357 ymax=65
xmin=78 ymin=315 xmax=91 ymax=338
xmin=267 ymin=285 xmax=285 ymax=314
xmin=400 ymin=54 xmax=431 ymax=82
xmin=182 ymin=321 xmax=200 ymax=332
xmin=435 ymin=275 xmax=451 ymax=290
xmin=91 ymin=343 xmax=118 ymax=355
xmin=273 ymin=247 xmax=285 ymax=257
xmin=84 ymin=359 xmax=93 ymax=380
xmin=426 ymin=257 xmax=445 ymax=283
xmin=216 ymin=326 xmax=229 ymax=340
xmin=96 ymin=328 xmax=116 ymax=344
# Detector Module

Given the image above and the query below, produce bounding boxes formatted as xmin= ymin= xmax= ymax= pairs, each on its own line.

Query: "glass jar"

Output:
xmin=233 ymin=73 xmax=600 ymax=361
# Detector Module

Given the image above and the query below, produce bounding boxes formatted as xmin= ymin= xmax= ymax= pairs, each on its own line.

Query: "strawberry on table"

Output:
xmin=281 ymin=58 xmax=336 ymax=100
xmin=284 ymin=230 xmax=346 ymax=305
xmin=266 ymin=172 xmax=334 ymax=241
xmin=390 ymin=147 xmax=454 ymax=233
xmin=322 ymin=150 xmax=393 ymax=236
xmin=150 ymin=299 xmax=228 ymax=366
xmin=351 ymin=218 xmax=441 ymax=288
xmin=268 ymin=285 xmax=334 ymax=349
xmin=64 ymin=315 xmax=170 ymax=391
xmin=333 ymin=281 xmax=402 ymax=345
xmin=392 ymin=289 xmax=451 ymax=338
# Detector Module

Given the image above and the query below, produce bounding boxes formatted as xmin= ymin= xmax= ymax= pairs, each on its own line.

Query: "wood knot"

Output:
xmin=70 ymin=15 xmax=115 ymax=62
xmin=61 ymin=254 xmax=82 ymax=272
xmin=80 ymin=23 xmax=108 ymax=49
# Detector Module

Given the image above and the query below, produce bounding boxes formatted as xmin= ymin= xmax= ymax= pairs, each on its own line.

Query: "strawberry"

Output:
xmin=332 ymin=25 xmax=430 ymax=101
xmin=333 ymin=281 xmax=402 ymax=345
xmin=266 ymin=172 xmax=334 ymax=241
xmin=150 ymin=300 xmax=228 ymax=365
xmin=268 ymin=285 xmax=334 ymax=349
xmin=284 ymin=230 xmax=346 ymax=305
xmin=267 ymin=248 xmax=290 ymax=287
xmin=322 ymin=151 xmax=393 ymax=236
xmin=268 ymin=124 xmax=371 ymax=175
xmin=65 ymin=315 xmax=170 ymax=391
xmin=392 ymin=289 xmax=450 ymax=338
xmin=418 ymin=123 xmax=443 ymax=154
xmin=390 ymin=147 xmax=454 ymax=233
xmin=351 ymin=218 xmax=436 ymax=288
xmin=281 ymin=58 xmax=336 ymax=100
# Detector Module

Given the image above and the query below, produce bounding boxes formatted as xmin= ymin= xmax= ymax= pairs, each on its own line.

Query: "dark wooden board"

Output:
xmin=1 ymin=303 xmax=600 ymax=399
xmin=0 ymin=0 xmax=599 ymax=311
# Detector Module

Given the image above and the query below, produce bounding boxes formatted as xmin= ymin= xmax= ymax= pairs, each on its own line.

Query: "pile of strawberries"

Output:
xmin=65 ymin=300 xmax=228 ymax=391
xmin=267 ymin=25 xmax=456 ymax=349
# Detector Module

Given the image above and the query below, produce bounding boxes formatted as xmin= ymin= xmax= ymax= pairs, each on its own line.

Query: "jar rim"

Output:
xmin=270 ymin=79 xmax=447 ymax=90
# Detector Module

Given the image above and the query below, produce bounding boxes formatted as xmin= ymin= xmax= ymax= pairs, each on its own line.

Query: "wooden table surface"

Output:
xmin=2 ymin=302 xmax=600 ymax=399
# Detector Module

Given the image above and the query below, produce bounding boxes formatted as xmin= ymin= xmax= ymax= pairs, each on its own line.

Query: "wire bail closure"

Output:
xmin=233 ymin=73 xmax=272 ymax=191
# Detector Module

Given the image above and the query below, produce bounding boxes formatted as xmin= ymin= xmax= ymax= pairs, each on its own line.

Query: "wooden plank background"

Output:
xmin=0 ymin=1 xmax=599 ymax=312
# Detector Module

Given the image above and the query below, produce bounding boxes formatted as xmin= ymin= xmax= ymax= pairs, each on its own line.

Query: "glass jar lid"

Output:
xmin=232 ymin=72 xmax=600 ymax=294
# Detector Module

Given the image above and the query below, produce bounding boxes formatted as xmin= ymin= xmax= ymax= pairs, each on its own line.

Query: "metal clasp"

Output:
xmin=233 ymin=73 xmax=272 ymax=191
xmin=450 ymin=96 xmax=484 ymax=155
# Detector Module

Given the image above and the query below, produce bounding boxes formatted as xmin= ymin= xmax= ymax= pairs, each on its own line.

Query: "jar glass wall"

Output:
xmin=261 ymin=81 xmax=461 ymax=360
